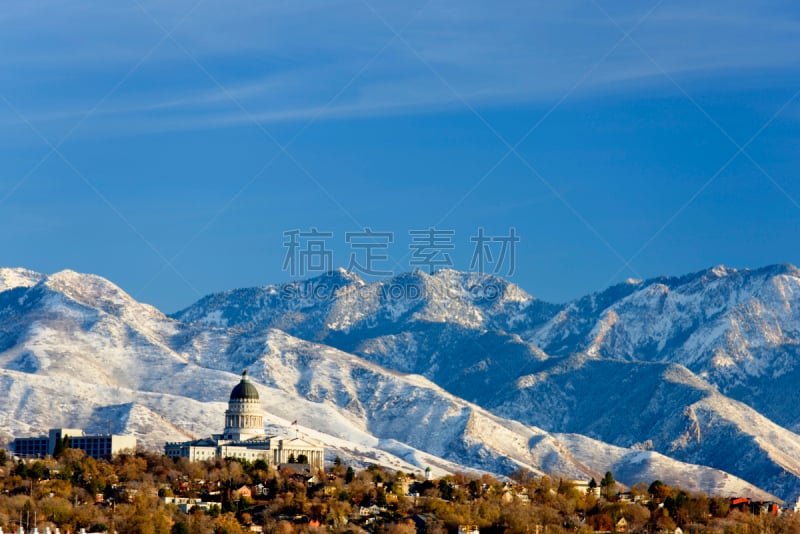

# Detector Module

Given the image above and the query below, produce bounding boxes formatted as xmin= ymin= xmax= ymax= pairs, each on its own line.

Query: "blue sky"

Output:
xmin=2 ymin=0 xmax=800 ymax=312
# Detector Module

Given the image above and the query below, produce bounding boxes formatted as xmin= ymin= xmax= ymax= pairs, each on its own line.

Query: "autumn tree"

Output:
xmin=387 ymin=519 xmax=416 ymax=534
xmin=648 ymin=479 xmax=673 ymax=503
xmin=709 ymin=496 xmax=731 ymax=520
xmin=622 ymin=503 xmax=650 ymax=532
xmin=509 ymin=468 xmax=535 ymax=485
xmin=215 ymin=512 xmax=244 ymax=534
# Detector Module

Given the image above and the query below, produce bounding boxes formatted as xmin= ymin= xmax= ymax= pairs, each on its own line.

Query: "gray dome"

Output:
xmin=230 ymin=370 xmax=259 ymax=400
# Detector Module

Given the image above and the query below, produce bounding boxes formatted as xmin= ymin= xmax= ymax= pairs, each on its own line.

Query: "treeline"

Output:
xmin=0 ymin=448 xmax=797 ymax=534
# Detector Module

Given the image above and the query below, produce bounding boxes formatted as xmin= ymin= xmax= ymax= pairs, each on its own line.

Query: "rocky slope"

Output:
xmin=174 ymin=265 xmax=800 ymax=500
xmin=0 ymin=266 xmax=794 ymax=499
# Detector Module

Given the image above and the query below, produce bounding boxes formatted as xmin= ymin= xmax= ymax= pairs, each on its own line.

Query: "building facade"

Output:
xmin=165 ymin=370 xmax=324 ymax=471
xmin=12 ymin=428 xmax=136 ymax=460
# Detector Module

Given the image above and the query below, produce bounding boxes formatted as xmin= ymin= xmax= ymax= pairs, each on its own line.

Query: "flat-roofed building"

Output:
xmin=12 ymin=428 xmax=135 ymax=459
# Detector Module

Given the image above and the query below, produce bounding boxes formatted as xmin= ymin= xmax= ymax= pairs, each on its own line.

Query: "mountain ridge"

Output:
xmin=1 ymin=264 xmax=798 ymax=500
xmin=173 ymin=263 xmax=800 ymax=500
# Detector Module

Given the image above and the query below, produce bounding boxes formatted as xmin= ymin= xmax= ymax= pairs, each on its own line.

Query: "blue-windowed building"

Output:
xmin=12 ymin=428 xmax=135 ymax=460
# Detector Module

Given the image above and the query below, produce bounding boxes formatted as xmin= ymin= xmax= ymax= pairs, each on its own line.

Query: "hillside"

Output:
xmin=0 ymin=266 xmax=795 ymax=499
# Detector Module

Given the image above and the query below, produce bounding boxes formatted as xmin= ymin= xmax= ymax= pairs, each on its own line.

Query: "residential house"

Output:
xmin=359 ymin=504 xmax=384 ymax=517
xmin=232 ymin=485 xmax=253 ymax=501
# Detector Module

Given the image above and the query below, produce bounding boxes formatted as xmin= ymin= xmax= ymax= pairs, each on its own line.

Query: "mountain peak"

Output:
xmin=0 ymin=267 xmax=45 ymax=292
xmin=758 ymin=262 xmax=799 ymax=277
xmin=34 ymin=269 xmax=167 ymax=321
xmin=709 ymin=264 xmax=735 ymax=278
xmin=694 ymin=262 xmax=799 ymax=282
xmin=42 ymin=269 xmax=130 ymax=298
xmin=310 ymin=268 xmax=364 ymax=286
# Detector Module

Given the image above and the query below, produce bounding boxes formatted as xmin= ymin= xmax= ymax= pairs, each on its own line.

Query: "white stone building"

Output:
xmin=162 ymin=496 xmax=219 ymax=513
xmin=165 ymin=370 xmax=324 ymax=470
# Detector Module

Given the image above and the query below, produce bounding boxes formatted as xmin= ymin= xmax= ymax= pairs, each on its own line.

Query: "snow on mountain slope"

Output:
xmin=173 ymin=270 xmax=555 ymax=408
xmin=557 ymin=433 xmax=773 ymax=499
xmin=0 ymin=271 xmax=184 ymax=390
xmin=175 ymin=264 xmax=799 ymax=415
xmin=172 ymin=269 xmax=559 ymax=338
xmin=494 ymin=357 xmax=800 ymax=500
xmin=526 ymin=264 xmax=800 ymax=429
xmin=172 ymin=269 xmax=366 ymax=333
xmin=529 ymin=264 xmax=800 ymax=367
xmin=0 ymin=367 xmax=459 ymax=477
xmin=0 ymin=363 xmax=771 ymax=499
xmin=0 ymin=268 xmax=44 ymax=292
xmin=171 ymin=326 xmax=637 ymax=481
xmin=172 ymin=264 xmax=800 ymax=500
xmin=0 ymin=269 xmax=762 ymax=496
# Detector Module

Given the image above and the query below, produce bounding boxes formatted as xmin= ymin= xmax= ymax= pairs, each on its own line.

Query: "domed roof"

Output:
xmin=230 ymin=370 xmax=259 ymax=400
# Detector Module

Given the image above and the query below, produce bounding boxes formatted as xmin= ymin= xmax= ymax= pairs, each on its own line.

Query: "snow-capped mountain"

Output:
xmin=0 ymin=265 xmax=796 ymax=500
xmin=0 ymin=267 xmax=44 ymax=292
xmin=174 ymin=265 xmax=800 ymax=501
xmin=527 ymin=264 xmax=800 ymax=427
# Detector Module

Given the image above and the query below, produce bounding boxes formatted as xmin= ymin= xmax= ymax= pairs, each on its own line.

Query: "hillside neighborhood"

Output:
xmin=3 ymin=374 xmax=800 ymax=534
xmin=0 ymin=447 xmax=798 ymax=534
xmin=3 ymin=357 xmax=797 ymax=534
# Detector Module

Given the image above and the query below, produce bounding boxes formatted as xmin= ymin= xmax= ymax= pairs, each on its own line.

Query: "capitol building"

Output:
xmin=165 ymin=371 xmax=324 ymax=471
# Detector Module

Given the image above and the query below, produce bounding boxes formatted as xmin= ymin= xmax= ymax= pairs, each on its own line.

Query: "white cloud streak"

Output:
xmin=2 ymin=0 xmax=799 ymax=137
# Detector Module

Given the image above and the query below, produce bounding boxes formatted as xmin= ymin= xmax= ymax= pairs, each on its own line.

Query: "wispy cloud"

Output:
xmin=3 ymin=0 xmax=800 ymax=138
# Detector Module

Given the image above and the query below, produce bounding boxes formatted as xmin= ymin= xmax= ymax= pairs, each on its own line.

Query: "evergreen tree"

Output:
xmin=29 ymin=461 xmax=46 ymax=481
xmin=53 ymin=437 xmax=64 ymax=457
xmin=438 ymin=479 xmax=452 ymax=500
xmin=297 ymin=454 xmax=308 ymax=464
xmin=649 ymin=479 xmax=664 ymax=496
xmin=14 ymin=460 xmax=27 ymax=478
xmin=287 ymin=453 xmax=296 ymax=464
xmin=600 ymin=471 xmax=616 ymax=500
